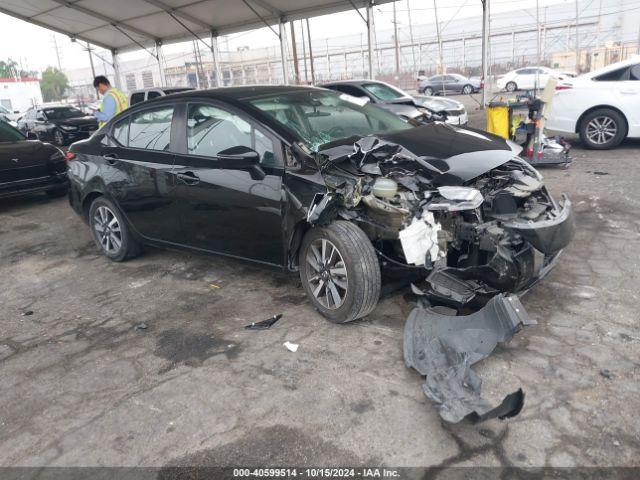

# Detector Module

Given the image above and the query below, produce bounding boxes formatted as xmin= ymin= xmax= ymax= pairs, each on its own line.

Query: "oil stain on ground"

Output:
xmin=154 ymin=328 xmax=240 ymax=374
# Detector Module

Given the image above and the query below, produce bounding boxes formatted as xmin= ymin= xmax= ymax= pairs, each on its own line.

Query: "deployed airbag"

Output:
xmin=403 ymin=294 xmax=536 ymax=423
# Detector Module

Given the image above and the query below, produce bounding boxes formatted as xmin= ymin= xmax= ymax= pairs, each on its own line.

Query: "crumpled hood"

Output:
xmin=318 ymin=123 xmax=521 ymax=185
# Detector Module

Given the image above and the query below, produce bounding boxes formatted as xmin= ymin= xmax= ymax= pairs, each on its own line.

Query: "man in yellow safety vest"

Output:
xmin=92 ymin=76 xmax=128 ymax=128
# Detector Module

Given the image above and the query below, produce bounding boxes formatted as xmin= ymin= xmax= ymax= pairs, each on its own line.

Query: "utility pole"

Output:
xmin=407 ymin=0 xmax=417 ymax=75
xmin=52 ymin=35 xmax=62 ymax=71
xmin=306 ymin=18 xmax=315 ymax=84
xmin=433 ymin=0 xmax=444 ymax=74
xmin=575 ymin=0 xmax=580 ymax=72
xmin=480 ymin=0 xmax=490 ymax=108
xmin=535 ymin=0 xmax=540 ymax=95
xmin=290 ymin=21 xmax=300 ymax=84
xmin=392 ymin=1 xmax=400 ymax=78
xmin=192 ymin=41 xmax=201 ymax=88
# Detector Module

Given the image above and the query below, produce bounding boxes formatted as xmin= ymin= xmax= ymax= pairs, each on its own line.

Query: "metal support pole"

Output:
xmin=462 ymin=37 xmax=466 ymax=74
xmin=155 ymin=41 xmax=165 ymax=87
xmin=111 ymin=49 xmax=122 ymax=90
xmin=575 ymin=0 xmax=580 ymax=72
xmin=279 ymin=20 xmax=289 ymax=85
xmin=306 ymin=18 xmax=315 ymax=84
xmin=366 ymin=1 xmax=375 ymax=79
xmin=481 ymin=0 xmax=490 ymax=109
xmin=290 ymin=21 xmax=300 ymax=84
xmin=392 ymin=1 xmax=400 ymax=78
xmin=210 ymin=31 xmax=222 ymax=87
xmin=535 ymin=0 xmax=540 ymax=95
xmin=433 ymin=0 xmax=444 ymax=74
xmin=511 ymin=31 xmax=515 ymax=66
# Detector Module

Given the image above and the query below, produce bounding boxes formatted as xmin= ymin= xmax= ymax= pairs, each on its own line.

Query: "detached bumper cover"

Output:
xmin=404 ymin=294 xmax=536 ymax=423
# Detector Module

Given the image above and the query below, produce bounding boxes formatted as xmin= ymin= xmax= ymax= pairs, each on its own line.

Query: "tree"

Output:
xmin=40 ymin=67 xmax=69 ymax=102
xmin=0 ymin=59 xmax=19 ymax=78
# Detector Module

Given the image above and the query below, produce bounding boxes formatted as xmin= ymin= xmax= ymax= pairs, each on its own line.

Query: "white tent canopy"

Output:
xmin=1 ymin=0 xmax=397 ymax=86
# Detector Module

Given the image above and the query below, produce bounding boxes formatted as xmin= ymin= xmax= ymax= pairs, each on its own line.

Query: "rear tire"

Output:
xmin=579 ymin=108 xmax=626 ymax=150
xmin=505 ymin=81 xmax=517 ymax=92
xmin=53 ymin=129 xmax=66 ymax=146
xmin=423 ymin=87 xmax=435 ymax=96
xmin=299 ymin=221 xmax=381 ymax=323
xmin=89 ymin=197 xmax=141 ymax=262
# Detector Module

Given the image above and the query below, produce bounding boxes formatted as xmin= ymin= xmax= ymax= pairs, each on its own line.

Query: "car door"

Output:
xmin=100 ymin=103 xmax=183 ymax=243
xmin=172 ymin=101 xmax=285 ymax=266
xmin=445 ymin=75 xmax=461 ymax=94
xmin=616 ymin=64 xmax=640 ymax=134
xmin=0 ymin=121 xmax=49 ymax=187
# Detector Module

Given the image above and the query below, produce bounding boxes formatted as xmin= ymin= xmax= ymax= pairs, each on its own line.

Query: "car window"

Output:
xmin=147 ymin=91 xmax=162 ymax=100
xmin=331 ymin=85 xmax=367 ymax=98
xmin=128 ymin=106 xmax=174 ymax=151
xmin=187 ymin=103 xmax=278 ymax=167
xmin=0 ymin=105 xmax=9 ymax=114
xmin=43 ymin=107 xmax=84 ymax=120
xmin=594 ymin=67 xmax=629 ymax=81
xmin=112 ymin=116 xmax=129 ymax=146
xmin=430 ymin=75 xmax=442 ymax=82
xmin=629 ymin=64 xmax=640 ymax=81
xmin=361 ymin=83 xmax=404 ymax=100
xmin=130 ymin=92 xmax=145 ymax=105
xmin=0 ymin=121 xmax=24 ymax=142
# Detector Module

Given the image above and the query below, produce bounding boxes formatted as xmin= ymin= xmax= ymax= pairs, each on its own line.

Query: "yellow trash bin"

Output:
xmin=486 ymin=103 xmax=510 ymax=139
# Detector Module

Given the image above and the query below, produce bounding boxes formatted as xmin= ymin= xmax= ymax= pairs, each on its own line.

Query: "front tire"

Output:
xmin=579 ymin=108 xmax=626 ymax=150
xmin=89 ymin=197 xmax=140 ymax=262
xmin=299 ymin=221 xmax=381 ymax=323
xmin=505 ymin=81 xmax=517 ymax=92
xmin=462 ymin=84 xmax=473 ymax=95
xmin=423 ymin=87 xmax=435 ymax=96
xmin=53 ymin=129 xmax=66 ymax=146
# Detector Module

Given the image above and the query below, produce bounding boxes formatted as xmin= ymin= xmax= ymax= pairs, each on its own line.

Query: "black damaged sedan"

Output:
xmin=67 ymin=86 xmax=573 ymax=323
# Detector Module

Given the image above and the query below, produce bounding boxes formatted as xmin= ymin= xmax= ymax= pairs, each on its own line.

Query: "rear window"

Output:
xmin=0 ymin=120 xmax=24 ymax=142
xmin=594 ymin=67 xmax=629 ymax=81
xmin=127 ymin=106 xmax=174 ymax=151
xmin=130 ymin=92 xmax=145 ymax=105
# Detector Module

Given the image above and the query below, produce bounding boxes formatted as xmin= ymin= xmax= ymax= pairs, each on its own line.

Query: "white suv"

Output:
xmin=547 ymin=57 xmax=640 ymax=149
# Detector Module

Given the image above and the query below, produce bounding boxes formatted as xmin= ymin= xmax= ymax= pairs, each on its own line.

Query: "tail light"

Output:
xmin=65 ymin=151 xmax=76 ymax=163
xmin=555 ymin=85 xmax=573 ymax=91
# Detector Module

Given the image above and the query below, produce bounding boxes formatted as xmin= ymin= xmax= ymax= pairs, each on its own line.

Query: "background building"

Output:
xmin=0 ymin=77 xmax=43 ymax=113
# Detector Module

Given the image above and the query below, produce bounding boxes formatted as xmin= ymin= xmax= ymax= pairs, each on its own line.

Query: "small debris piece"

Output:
xmin=600 ymin=368 xmax=614 ymax=379
xmin=134 ymin=323 xmax=149 ymax=331
xmin=245 ymin=314 xmax=283 ymax=330
xmin=593 ymin=171 xmax=609 ymax=176
xmin=283 ymin=341 xmax=299 ymax=353
xmin=21 ymin=311 xmax=34 ymax=316
xmin=209 ymin=284 xmax=221 ymax=289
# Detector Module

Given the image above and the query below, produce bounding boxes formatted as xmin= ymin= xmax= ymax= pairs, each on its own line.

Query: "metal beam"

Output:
xmin=48 ymin=0 xmax=157 ymax=41
xmin=481 ymin=0 xmax=490 ymax=108
xmin=366 ymin=1 xmax=375 ymax=79
xmin=210 ymin=32 xmax=222 ymax=87
xmin=141 ymin=0 xmax=212 ymax=30
xmin=111 ymin=49 xmax=123 ymax=90
xmin=279 ymin=20 xmax=290 ymax=84
xmin=156 ymin=41 xmax=166 ymax=87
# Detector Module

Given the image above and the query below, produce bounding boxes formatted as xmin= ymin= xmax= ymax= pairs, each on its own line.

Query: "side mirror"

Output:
xmin=217 ymin=145 xmax=260 ymax=165
xmin=26 ymin=132 xmax=38 ymax=140
xmin=13 ymin=110 xmax=20 ymax=114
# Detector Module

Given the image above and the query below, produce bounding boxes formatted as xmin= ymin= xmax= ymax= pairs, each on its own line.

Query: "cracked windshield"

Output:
xmin=250 ymin=91 xmax=411 ymax=152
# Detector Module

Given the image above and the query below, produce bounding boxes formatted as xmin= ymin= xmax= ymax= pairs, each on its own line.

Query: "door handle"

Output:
xmin=177 ymin=171 xmax=200 ymax=185
xmin=103 ymin=153 xmax=119 ymax=165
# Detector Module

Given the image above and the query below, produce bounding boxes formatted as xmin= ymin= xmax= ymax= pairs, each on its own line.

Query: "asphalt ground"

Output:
xmin=1 ymin=100 xmax=639 ymax=473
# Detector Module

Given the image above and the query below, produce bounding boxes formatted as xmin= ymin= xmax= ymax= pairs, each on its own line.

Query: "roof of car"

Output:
xmin=319 ymin=80 xmax=380 ymax=86
xmin=163 ymin=84 xmax=329 ymax=101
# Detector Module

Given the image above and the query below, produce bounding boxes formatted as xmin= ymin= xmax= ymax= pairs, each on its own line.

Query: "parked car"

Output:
xmin=547 ymin=57 xmax=640 ymax=149
xmin=320 ymin=79 xmax=468 ymax=126
xmin=0 ymin=119 xmax=68 ymax=199
xmin=17 ymin=106 xmax=98 ymax=146
xmin=129 ymin=87 xmax=195 ymax=106
xmin=67 ymin=86 xmax=573 ymax=323
xmin=496 ymin=66 xmax=572 ymax=92
xmin=418 ymin=74 xmax=481 ymax=96
xmin=0 ymin=104 xmax=21 ymax=126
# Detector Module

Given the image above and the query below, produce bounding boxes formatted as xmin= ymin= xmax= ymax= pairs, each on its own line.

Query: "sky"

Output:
xmin=0 ymin=0 xmax=582 ymax=74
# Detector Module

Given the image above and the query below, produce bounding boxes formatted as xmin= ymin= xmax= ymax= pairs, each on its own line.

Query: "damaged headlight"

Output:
xmin=427 ymin=186 xmax=484 ymax=212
